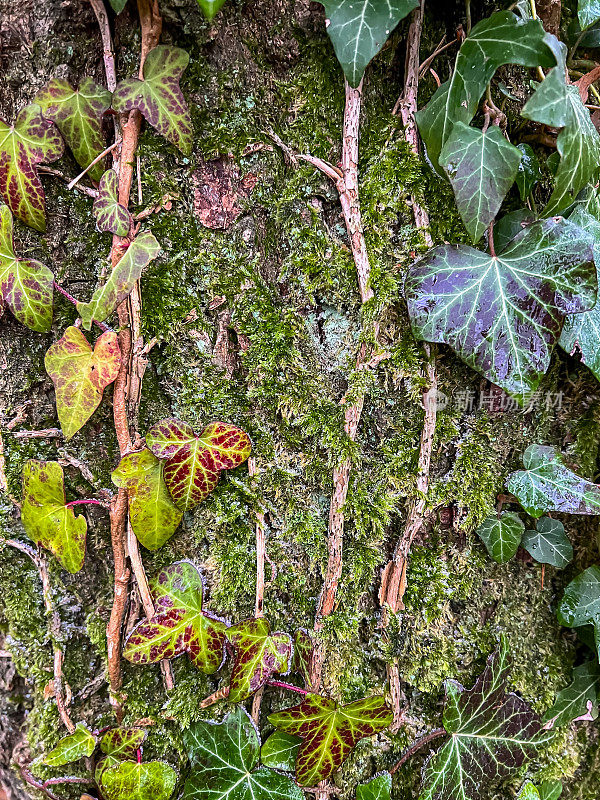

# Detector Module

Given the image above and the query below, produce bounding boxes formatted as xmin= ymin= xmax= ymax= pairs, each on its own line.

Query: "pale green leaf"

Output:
xmin=98 ymin=760 xmax=177 ymax=800
xmin=357 ymin=773 xmax=392 ymax=800
xmin=43 ymin=723 xmax=96 ymax=767
xmin=197 ymin=0 xmax=227 ymax=19
xmin=579 ymin=0 xmax=600 ymax=30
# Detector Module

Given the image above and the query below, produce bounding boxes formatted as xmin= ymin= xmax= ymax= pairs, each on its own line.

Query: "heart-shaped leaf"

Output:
xmin=268 ymin=694 xmax=392 ymax=786
xmin=93 ymin=170 xmax=133 ymax=236
xmin=292 ymin=629 xmax=314 ymax=686
xmin=98 ymin=760 xmax=177 ymax=800
xmin=260 ymin=732 xmax=302 ymax=772
xmin=97 ymin=728 xmax=148 ymax=777
xmin=77 ymin=231 xmax=160 ymax=330
xmin=35 ymin=78 xmax=111 ymax=183
xmin=197 ymin=0 xmax=228 ymax=19
xmin=419 ymin=640 xmax=551 ymax=800
xmin=0 ymin=204 xmax=54 ymax=331
xmin=21 ymin=460 xmax=87 ymax=573
xmin=405 ymin=217 xmax=596 ymax=398
xmin=183 ymin=707 xmax=303 ymax=800
xmin=123 ymin=561 xmax=228 ymax=672
xmin=543 ymin=660 xmax=600 ymax=728
xmin=319 ymin=0 xmax=418 ymax=87
xmin=0 ymin=104 xmax=64 ymax=230
xmin=515 ymin=144 xmax=542 ymax=201
xmin=506 ymin=445 xmax=600 ymax=518
xmin=112 ymin=46 xmax=192 ymax=154
xmin=521 ymin=517 xmax=572 ymax=568
xmin=357 ymin=774 xmax=392 ymax=800
xmin=43 ymin=723 xmax=96 ymax=767
xmin=558 ymin=566 xmax=600 ymax=658
xmin=45 ymin=326 xmax=120 ymax=439
xmin=440 ymin=123 xmax=522 ymax=243
xmin=227 ymin=617 xmax=292 ymax=702
xmin=476 ymin=511 xmax=524 ymax=563
xmin=111 ymin=449 xmax=182 ymax=550
xmin=146 ymin=419 xmax=251 ymax=510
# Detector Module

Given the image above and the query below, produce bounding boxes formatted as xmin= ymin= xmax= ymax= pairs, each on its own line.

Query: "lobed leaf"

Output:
xmin=476 ymin=511 xmax=524 ymax=563
xmin=98 ymin=760 xmax=177 ymax=800
xmin=93 ymin=169 xmax=133 ymax=236
xmin=260 ymin=732 xmax=302 ymax=772
xmin=197 ymin=0 xmax=228 ymax=19
xmin=543 ymin=660 xmax=600 ymax=728
xmin=520 ymin=517 xmax=572 ymax=568
xmin=43 ymin=723 xmax=96 ymax=767
xmin=96 ymin=727 xmax=148 ymax=782
xmin=558 ymin=566 xmax=600 ymax=659
xmin=493 ymin=208 xmax=536 ymax=254
xmin=357 ymin=774 xmax=392 ymax=800
xmin=227 ymin=617 xmax=292 ymax=702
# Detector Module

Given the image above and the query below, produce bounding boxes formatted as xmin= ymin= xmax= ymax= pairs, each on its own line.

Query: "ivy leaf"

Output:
xmin=579 ymin=0 xmax=600 ymax=30
xmin=123 ymin=560 xmax=228 ymax=672
xmin=112 ymin=449 xmax=182 ymax=551
xmin=557 ymin=566 xmax=600 ymax=658
xmin=420 ymin=640 xmax=551 ymax=800
xmin=112 ymin=46 xmax=192 ymax=154
xmin=93 ymin=170 xmax=133 ymax=236
xmin=146 ymin=419 xmax=252 ymax=510
xmin=416 ymin=12 xmax=554 ymax=171
xmin=77 ymin=231 xmax=160 ymax=330
xmin=0 ymin=204 xmax=53 ymax=331
xmin=292 ymin=628 xmax=314 ymax=686
xmin=99 ymin=728 xmax=148 ymax=773
xmin=108 ymin=0 xmax=128 ymax=13
xmin=0 ymin=104 xmax=64 ymax=230
xmin=357 ymin=774 xmax=392 ymax=800
xmin=35 ymin=78 xmax=111 ymax=183
xmin=543 ymin=660 xmax=600 ymax=728
xmin=227 ymin=617 xmax=292 ymax=702
xmin=405 ymin=217 xmax=596 ymax=398
xmin=475 ymin=511 xmax=524 ymax=563
xmin=520 ymin=517 xmax=573 ymax=568
xmin=45 ymin=326 xmax=120 ymax=439
xmin=515 ymin=144 xmax=542 ymax=201
xmin=260 ymin=732 xmax=302 ymax=772
xmin=98 ymin=760 xmax=177 ymax=800
xmin=43 ymin=723 xmax=96 ymax=767
xmin=183 ymin=707 xmax=303 ymax=800
xmin=319 ymin=0 xmax=418 ymax=87
xmin=197 ymin=0 xmax=228 ymax=19
xmin=506 ymin=445 xmax=600 ymax=518
xmin=268 ymin=694 xmax=393 ymax=786
xmin=440 ymin=123 xmax=522 ymax=243
xmin=493 ymin=208 xmax=536 ymax=254
xmin=21 ymin=460 xmax=87 ymax=573
xmin=539 ymin=782 xmax=563 ymax=800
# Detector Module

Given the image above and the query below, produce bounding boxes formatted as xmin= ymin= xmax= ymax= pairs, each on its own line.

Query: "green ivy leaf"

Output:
xmin=98 ymin=760 xmax=177 ymax=800
xmin=123 ymin=561 xmax=228 ymax=672
xmin=518 ymin=783 xmax=542 ymax=800
xmin=111 ymin=449 xmax=182 ymax=551
xmin=0 ymin=104 xmax=64 ymax=230
xmin=21 ymin=460 xmax=87 ymax=573
xmin=357 ymin=773 xmax=392 ymax=800
xmin=97 ymin=727 xmax=148 ymax=776
xmin=260 ymin=732 xmax=302 ymax=772
xmin=108 ymin=0 xmax=128 ymax=13
xmin=558 ymin=566 xmax=600 ymax=659
xmin=538 ymin=782 xmax=563 ymax=800
xmin=43 ymin=723 xmax=96 ymax=767
xmin=440 ymin=123 xmax=522 ymax=243
xmin=93 ymin=170 xmax=133 ymax=236
xmin=196 ymin=0 xmax=228 ymax=19
xmin=45 ymin=326 xmax=120 ymax=439
xmin=77 ymin=231 xmax=160 ymax=330
xmin=0 ymin=204 xmax=54 ymax=331
xmin=515 ymin=144 xmax=542 ymax=201
xmin=146 ymin=419 xmax=252 ymax=510
xmin=35 ymin=78 xmax=111 ymax=183
xmin=493 ymin=208 xmax=536 ymax=254
xmin=520 ymin=517 xmax=573 ymax=568
xmin=268 ymin=694 xmax=392 ymax=786
xmin=579 ymin=0 xmax=600 ymax=30
xmin=183 ymin=707 xmax=303 ymax=800
xmin=476 ymin=511 xmax=524 ymax=563
xmin=112 ymin=46 xmax=192 ymax=154
xmin=543 ymin=660 xmax=600 ymax=728
xmin=319 ymin=0 xmax=418 ymax=87
xmin=405 ymin=217 xmax=596 ymax=398
xmin=420 ymin=640 xmax=551 ymax=800
xmin=506 ymin=445 xmax=600 ymax=518
xmin=292 ymin=628 xmax=314 ymax=686
xmin=227 ymin=617 xmax=292 ymax=702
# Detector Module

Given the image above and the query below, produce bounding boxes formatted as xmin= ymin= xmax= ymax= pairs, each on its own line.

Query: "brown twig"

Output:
xmin=106 ymin=493 xmax=130 ymax=721
xmin=199 ymin=680 xmax=308 ymax=710
xmin=37 ymin=167 xmax=98 ymax=197
xmin=249 ymin=457 xmax=266 ymax=619
xmin=66 ymin=141 xmax=120 ymax=189
xmin=20 ymin=768 xmax=61 ymax=800
xmin=389 ymin=728 xmax=446 ymax=774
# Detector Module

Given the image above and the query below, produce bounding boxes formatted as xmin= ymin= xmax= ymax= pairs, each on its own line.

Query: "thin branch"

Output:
xmin=89 ymin=0 xmax=118 ymax=92
xmin=66 ymin=140 xmax=120 ymax=189
xmin=106 ymin=492 xmax=130 ymax=722
xmin=199 ymin=680 xmax=308 ymax=710
xmin=64 ymin=498 xmax=107 ymax=509
xmin=248 ymin=457 xmax=266 ymax=619
xmin=38 ymin=167 xmax=98 ymax=197
xmin=267 ymin=680 xmax=309 ymax=695
xmin=53 ymin=281 xmax=112 ymax=333
xmin=389 ymin=728 xmax=446 ymax=774
xmin=20 ymin=768 xmax=62 ymax=800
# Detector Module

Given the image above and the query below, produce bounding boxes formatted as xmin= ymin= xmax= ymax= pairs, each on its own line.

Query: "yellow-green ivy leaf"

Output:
xmin=98 ymin=760 xmax=177 ymax=800
xmin=227 ymin=617 xmax=292 ymax=702
xmin=43 ymin=723 xmax=96 ymax=767
xmin=197 ymin=0 xmax=228 ymax=19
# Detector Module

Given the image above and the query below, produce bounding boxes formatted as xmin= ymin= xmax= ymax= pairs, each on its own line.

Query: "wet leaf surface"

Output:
xmin=260 ymin=732 xmax=302 ymax=772
xmin=543 ymin=660 xmax=600 ymax=728
xmin=558 ymin=566 xmax=600 ymax=659
xmin=476 ymin=511 xmax=524 ymax=563
xmin=520 ymin=517 xmax=572 ymax=568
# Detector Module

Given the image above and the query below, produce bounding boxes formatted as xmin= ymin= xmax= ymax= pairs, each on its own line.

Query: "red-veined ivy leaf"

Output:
xmin=0 ymin=204 xmax=53 ymax=331
xmin=506 ymin=445 xmax=600 ymax=518
xmin=419 ymin=639 xmax=551 ymax=800
xmin=183 ymin=706 xmax=303 ymax=800
xmin=21 ymin=460 xmax=87 ymax=573
xmin=42 ymin=723 xmax=96 ymax=767
xmin=292 ymin=628 xmax=314 ymax=686
xmin=475 ymin=511 xmax=524 ymax=563
xmin=226 ymin=617 xmax=292 ymax=702
xmin=357 ymin=773 xmax=392 ymax=800
xmin=260 ymin=732 xmax=302 ymax=772
xmin=579 ymin=0 xmax=600 ymax=36
xmin=45 ymin=326 xmax=120 ymax=439
xmin=197 ymin=0 xmax=228 ymax=19
xmin=515 ymin=144 xmax=542 ymax=201
xmin=35 ymin=78 xmax=111 ymax=183
xmin=111 ymin=449 xmax=182 ymax=551
xmin=98 ymin=727 xmax=148 ymax=774
xmin=112 ymin=46 xmax=192 ymax=154
xmin=319 ymin=0 xmax=418 ymax=87
xmin=77 ymin=231 xmax=160 ymax=330
xmin=98 ymin=760 xmax=177 ymax=800
xmin=146 ymin=419 xmax=251 ymax=510
xmin=0 ymin=104 xmax=64 ymax=230
xmin=123 ymin=560 xmax=228 ymax=672
xmin=557 ymin=566 xmax=600 ymax=659
xmin=521 ymin=517 xmax=572 ymax=568
xmin=405 ymin=217 xmax=597 ymax=398
xmin=543 ymin=660 xmax=600 ymax=728
xmin=268 ymin=694 xmax=393 ymax=787
xmin=93 ymin=170 xmax=133 ymax=236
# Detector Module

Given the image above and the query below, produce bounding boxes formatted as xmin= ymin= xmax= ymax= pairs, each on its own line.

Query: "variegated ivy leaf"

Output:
xmin=292 ymin=628 xmax=314 ymax=686
xmin=405 ymin=217 xmax=596 ymax=398
xmin=260 ymin=732 xmax=302 ymax=772
xmin=0 ymin=104 xmax=64 ymax=230
xmin=21 ymin=460 xmax=87 ymax=573
xmin=111 ymin=449 xmax=182 ymax=551
xmin=43 ymin=723 xmax=96 ymax=767
xmin=98 ymin=760 xmax=177 ymax=800
xmin=319 ymin=0 xmax=418 ymax=87
xmin=112 ymin=46 xmax=192 ymax=154
xmin=227 ymin=617 xmax=292 ymax=702
xmin=579 ymin=0 xmax=600 ymax=34
xmin=419 ymin=640 xmax=551 ymax=800
xmin=475 ymin=511 xmax=524 ymax=564
xmin=521 ymin=517 xmax=572 ymax=568
xmin=35 ymin=78 xmax=111 ymax=183
xmin=77 ymin=231 xmax=160 ymax=330
xmin=558 ymin=566 xmax=600 ymax=659
xmin=146 ymin=419 xmax=252 ymax=510
xmin=123 ymin=561 xmax=228 ymax=672
xmin=96 ymin=728 xmax=148 ymax=778
xmin=0 ymin=204 xmax=53 ymax=332
xmin=45 ymin=326 xmax=120 ymax=439
xmin=357 ymin=773 xmax=392 ymax=800
xmin=268 ymin=694 xmax=393 ymax=787
xmin=543 ymin=660 xmax=600 ymax=728
xmin=93 ymin=170 xmax=133 ymax=236
xmin=506 ymin=445 xmax=600 ymax=518
xmin=183 ymin=707 xmax=303 ymax=800
xmin=197 ymin=0 xmax=228 ymax=19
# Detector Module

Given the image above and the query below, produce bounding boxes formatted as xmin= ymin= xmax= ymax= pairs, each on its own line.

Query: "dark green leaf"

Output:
xmin=558 ymin=566 xmax=600 ymax=658
xmin=521 ymin=517 xmax=572 ymax=567
xmin=543 ymin=660 xmax=600 ymax=727
xmin=516 ymin=144 xmax=542 ymax=200
xmin=43 ymin=723 xmax=96 ymax=767
xmin=357 ymin=773 xmax=392 ymax=800
xmin=260 ymin=732 xmax=302 ymax=772
xmin=493 ymin=208 xmax=536 ymax=254
xmin=109 ymin=0 xmax=128 ymax=12
xmin=98 ymin=760 xmax=177 ymax=800
xmin=476 ymin=511 xmax=524 ymax=563
xmin=93 ymin=170 xmax=132 ymax=236
xmin=226 ymin=617 xmax=292 ymax=702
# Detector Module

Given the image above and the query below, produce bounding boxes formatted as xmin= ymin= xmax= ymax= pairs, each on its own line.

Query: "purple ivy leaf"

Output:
xmin=93 ymin=170 xmax=133 ymax=236
xmin=227 ymin=617 xmax=292 ymax=702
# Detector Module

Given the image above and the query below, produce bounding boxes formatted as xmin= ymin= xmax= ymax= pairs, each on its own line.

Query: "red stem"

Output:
xmin=137 ymin=748 xmax=142 ymax=764
xmin=53 ymin=280 xmax=111 ymax=333
xmin=389 ymin=728 xmax=447 ymax=774
xmin=64 ymin=498 xmax=106 ymax=509
xmin=268 ymin=680 xmax=309 ymax=695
